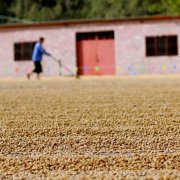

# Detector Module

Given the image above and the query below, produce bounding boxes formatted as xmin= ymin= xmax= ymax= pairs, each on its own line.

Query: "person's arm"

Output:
xmin=39 ymin=44 xmax=51 ymax=56
xmin=43 ymin=49 xmax=51 ymax=56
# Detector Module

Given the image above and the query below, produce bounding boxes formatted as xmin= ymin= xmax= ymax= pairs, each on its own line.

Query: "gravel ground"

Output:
xmin=0 ymin=76 xmax=180 ymax=179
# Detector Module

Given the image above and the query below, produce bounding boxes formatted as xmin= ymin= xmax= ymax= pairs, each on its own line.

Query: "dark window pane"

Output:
xmin=76 ymin=31 xmax=114 ymax=41
xmin=168 ymin=36 xmax=178 ymax=55
xmin=76 ymin=34 xmax=82 ymax=41
xmin=157 ymin=36 xmax=166 ymax=56
xmin=98 ymin=31 xmax=114 ymax=40
xmin=14 ymin=43 xmax=22 ymax=61
xmin=88 ymin=33 xmax=96 ymax=40
xmin=146 ymin=37 xmax=155 ymax=56
xmin=84 ymin=34 xmax=89 ymax=40
xmin=24 ymin=43 xmax=32 ymax=60
xmin=98 ymin=32 xmax=106 ymax=40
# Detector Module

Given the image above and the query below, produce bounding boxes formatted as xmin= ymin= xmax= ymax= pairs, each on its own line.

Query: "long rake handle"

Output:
xmin=50 ymin=56 xmax=74 ymax=75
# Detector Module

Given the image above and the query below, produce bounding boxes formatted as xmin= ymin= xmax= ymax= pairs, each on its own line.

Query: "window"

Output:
xmin=77 ymin=31 xmax=114 ymax=41
xmin=146 ymin=35 xmax=178 ymax=57
xmin=14 ymin=42 xmax=36 ymax=61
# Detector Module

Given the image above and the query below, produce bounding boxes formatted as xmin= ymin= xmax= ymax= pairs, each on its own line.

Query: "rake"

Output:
xmin=50 ymin=56 xmax=74 ymax=76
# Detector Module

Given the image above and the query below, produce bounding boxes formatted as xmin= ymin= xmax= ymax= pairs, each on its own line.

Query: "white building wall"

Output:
xmin=0 ymin=19 xmax=180 ymax=77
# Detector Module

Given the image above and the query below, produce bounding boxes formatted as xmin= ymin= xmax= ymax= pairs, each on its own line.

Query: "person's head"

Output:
xmin=39 ymin=37 xmax=44 ymax=44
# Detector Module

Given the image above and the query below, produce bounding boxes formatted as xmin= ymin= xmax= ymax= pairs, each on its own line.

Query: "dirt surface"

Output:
xmin=0 ymin=76 xmax=180 ymax=179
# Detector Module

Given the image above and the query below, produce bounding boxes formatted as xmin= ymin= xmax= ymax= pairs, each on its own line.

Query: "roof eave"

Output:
xmin=0 ymin=15 xmax=180 ymax=30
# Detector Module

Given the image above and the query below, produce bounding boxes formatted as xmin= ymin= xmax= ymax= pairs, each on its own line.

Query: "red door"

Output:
xmin=76 ymin=31 xmax=115 ymax=75
xmin=96 ymin=39 xmax=115 ymax=75
xmin=76 ymin=38 xmax=97 ymax=75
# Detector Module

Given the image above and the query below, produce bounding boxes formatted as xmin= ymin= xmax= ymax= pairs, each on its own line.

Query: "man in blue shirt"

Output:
xmin=27 ymin=37 xmax=51 ymax=79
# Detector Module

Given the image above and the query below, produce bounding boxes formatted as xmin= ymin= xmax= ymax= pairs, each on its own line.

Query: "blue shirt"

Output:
xmin=32 ymin=42 xmax=50 ymax=62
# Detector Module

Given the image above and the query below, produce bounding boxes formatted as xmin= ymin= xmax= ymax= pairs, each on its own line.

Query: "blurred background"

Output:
xmin=0 ymin=0 xmax=180 ymax=78
xmin=0 ymin=0 xmax=180 ymax=24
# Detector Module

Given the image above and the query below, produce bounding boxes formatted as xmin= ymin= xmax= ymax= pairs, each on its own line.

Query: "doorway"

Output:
xmin=76 ymin=31 xmax=115 ymax=75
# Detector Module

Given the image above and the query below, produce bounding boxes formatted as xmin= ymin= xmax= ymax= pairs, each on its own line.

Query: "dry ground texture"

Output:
xmin=0 ymin=76 xmax=180 ymax=179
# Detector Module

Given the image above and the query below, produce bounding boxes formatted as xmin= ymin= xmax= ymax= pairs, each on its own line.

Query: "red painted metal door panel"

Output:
xmin=76 ymin=31 xmax=115 ymax=75
xmin=77 ymin=39 xmax=97 ymax=75
xmin=96 ymin=39 xmax=115 ymax=75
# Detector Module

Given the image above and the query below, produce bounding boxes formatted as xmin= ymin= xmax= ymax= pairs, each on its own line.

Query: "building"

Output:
xmin=0 ymin=16 xmax=180 ymax=77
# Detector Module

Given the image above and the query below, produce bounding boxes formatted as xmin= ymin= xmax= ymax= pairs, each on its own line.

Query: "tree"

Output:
xmin=0 ymin=0 xmax=179 ymax=24
xmin=164 ymin=0 xmax=180 ymax=15
xmin=0 ymin=0 xmax=13 ymax=23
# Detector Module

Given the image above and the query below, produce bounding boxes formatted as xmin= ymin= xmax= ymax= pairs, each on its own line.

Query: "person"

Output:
xmin=27 ymin=37 xmax=51 ymax=79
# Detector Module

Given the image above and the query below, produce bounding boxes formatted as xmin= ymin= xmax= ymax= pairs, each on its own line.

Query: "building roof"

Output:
xmin=0 ymin=16 xmax=180 ymax=30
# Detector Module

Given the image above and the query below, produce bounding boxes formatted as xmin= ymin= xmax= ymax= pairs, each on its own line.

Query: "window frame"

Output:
xmin=14 ymin=41 xmax=36 ymax=61
xmin=76 ymin=31 xmax=114 ymax=41
xmin=146 ymin=35 xmax=178 ymax=57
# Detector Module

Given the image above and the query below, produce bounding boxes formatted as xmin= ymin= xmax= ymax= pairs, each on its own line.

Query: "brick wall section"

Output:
xmin=116 ymin=21 xmax=180 ymax=75
xmin=0 ymin=19 xmax=180 ymax=77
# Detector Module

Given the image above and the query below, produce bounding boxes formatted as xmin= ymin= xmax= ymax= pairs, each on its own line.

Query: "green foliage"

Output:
xmin=165 ymin=0 xmax=180 ymax=15
xmin=0 ymin=0 xmax=13 ymax=23
xmin=0 ymin=0 xmax=180 ymax=24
